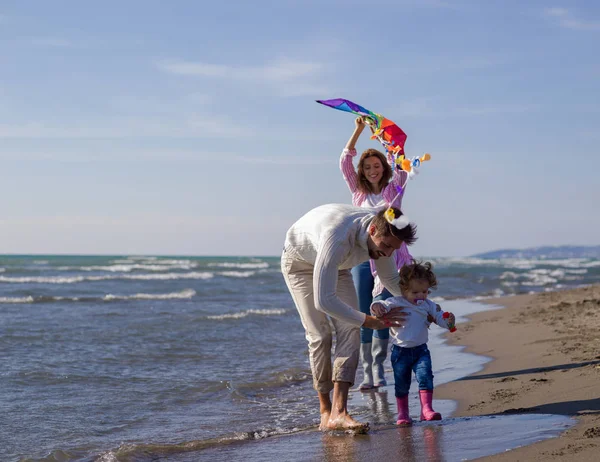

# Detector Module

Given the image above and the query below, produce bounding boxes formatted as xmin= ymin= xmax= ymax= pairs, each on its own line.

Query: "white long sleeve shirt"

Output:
xmin=370 ymin=296 xmax=450 ymax=348
xmin=283 ymin=203 xmax=402 ymax=326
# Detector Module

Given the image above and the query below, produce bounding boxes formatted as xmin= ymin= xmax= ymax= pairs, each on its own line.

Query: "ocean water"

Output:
xmin=1 ymin=254 xmax=595 ymax=461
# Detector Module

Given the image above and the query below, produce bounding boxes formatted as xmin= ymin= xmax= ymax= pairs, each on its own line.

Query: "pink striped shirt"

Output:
xmin=340 ymin=148 xmax=414 ymax=296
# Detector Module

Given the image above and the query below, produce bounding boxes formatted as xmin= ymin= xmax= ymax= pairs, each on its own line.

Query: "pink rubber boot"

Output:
xmin=419 ymin=390 xmax=442 ymax=421
xmin=396 ymin=396 xmax=413 ymax=426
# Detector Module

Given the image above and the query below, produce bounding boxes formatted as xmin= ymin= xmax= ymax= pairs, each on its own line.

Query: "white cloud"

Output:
xmin=544 ymin=7 xmax=600 ymax=31
xmin=0 ymin=114 xmax=254 ymax=139
xmin=157 ymin=57 xmax=331 ymax=96
xmin=391 ymin=98 xmax=538 ymax=118
xmin=228 ymin=153 xmax=327 ymax=165
xmin=28 ymin=37 xmax=75 ymax=47
xmin=0 ymin=213 xmax=291 ymax=255
xmin=454 ymin=104 xmax=538 ymax=115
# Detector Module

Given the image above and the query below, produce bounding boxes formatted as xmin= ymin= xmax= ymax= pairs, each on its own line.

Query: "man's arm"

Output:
xmin=373 ymin=256 xmax=402 ymax=296
xmin=313 ymin=237 xmax=366 ymax=326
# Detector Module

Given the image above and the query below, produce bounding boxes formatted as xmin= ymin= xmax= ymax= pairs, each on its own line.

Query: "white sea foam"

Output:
xmin=103 ymin=289 xmax=196 ymax=301
xmin=522 ymin=274 xmax=558 ymax=286
xmin=54 ymin=263 xmax=198 ymax=272
xmin=507 ymin=260 xmax=536 ymax=270
xmin=0 ymin=296 xmax=35 ymax=303
xmin=0 ymin=271 xmax=214 ymax=284
xmin=500 ymin=271 xmax=519 ymax=280
xmin=565 ymin=269 xmax=588 ymax=274
xmin=220 ymin=271 xmax=256 ymax=278
xmin=209 ymin=262 xmax=269 ymax=269
xmin=430 ymin=257 xmax=493 ymax=266
xmin=206 ymin=308 xmax=287 ymax=320
xmin=121 ymin=272 xmax=212 ymax=281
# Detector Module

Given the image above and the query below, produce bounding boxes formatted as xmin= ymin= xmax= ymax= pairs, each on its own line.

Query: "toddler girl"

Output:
xmin=370 ymin=260 xmax=456 ymax=426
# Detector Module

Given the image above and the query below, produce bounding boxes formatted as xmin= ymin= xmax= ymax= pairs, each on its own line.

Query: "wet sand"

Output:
xmin=190 ymin=293 xmax=594 ymax=462
xmin=436 ymin=284 xmax=600 ymax=461
xmin=147 ymin=287 xmax=599 ymax=461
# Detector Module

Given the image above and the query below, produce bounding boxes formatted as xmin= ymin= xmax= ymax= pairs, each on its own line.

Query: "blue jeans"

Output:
xmin=351 ymin=261 xmax=390 ymax=343
xmin=390 ymin=343 xmax=434 ymax=397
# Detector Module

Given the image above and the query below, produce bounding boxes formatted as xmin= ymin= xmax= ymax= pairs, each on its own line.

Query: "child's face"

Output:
xmin=403 ymin=279 xmax=430 ymax=305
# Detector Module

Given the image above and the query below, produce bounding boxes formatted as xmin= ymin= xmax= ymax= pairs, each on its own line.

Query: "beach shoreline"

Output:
xmin=436 ymin=284 xmax=600 ymax=460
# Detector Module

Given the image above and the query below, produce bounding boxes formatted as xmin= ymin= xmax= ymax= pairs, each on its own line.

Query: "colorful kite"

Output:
xmin=316 ymin=98 xmax=430 ymax=178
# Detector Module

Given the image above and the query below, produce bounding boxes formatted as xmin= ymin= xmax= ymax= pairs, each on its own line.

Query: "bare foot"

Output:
xmin=318 ymin=411 xmax=331 ymax=431
xmin=326 ymin=413 xmax=369 ymax=433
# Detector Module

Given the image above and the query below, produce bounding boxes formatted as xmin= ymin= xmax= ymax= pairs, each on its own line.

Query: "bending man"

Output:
xmin=281 ymin=204 xmax=417 ymax=431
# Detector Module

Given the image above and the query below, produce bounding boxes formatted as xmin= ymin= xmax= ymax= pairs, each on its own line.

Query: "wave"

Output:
xmin=0 ymin=289 xmax=196 ymax=304
xmin=103 ymin=289 xmax=196 ymax=301
xmin=209 ymin=262 xmax=270 ymax=269
xmin=0 ymin=271 xmax=214 ymax=284
xmin=54 ymin=263 xmax=199 ymax=272
xmin=219 ymin=271 xmax=256 ymax=278
xmin=431 ymin=256 xmax=599 ymax=270
xmin=94 ymin=424 xmax=312 ymax=462
xmin=206 ymin=308 xmax=287 ymax=320
xmin=0 ymin=295 xmax=35 ymax=303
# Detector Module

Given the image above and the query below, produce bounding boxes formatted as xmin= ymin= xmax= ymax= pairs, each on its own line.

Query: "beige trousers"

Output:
xmin=281 ymin=249 xmax=360 ymax=393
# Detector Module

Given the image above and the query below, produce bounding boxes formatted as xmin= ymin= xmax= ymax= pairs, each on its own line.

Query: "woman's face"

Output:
xmin=362 ymin=156 xmax=384 ymax=186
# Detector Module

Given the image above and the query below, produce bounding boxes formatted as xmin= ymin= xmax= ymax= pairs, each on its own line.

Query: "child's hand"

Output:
xmin=370 ymin=302 xmax=387 ymax=317
xmin=442 ymin=312 xmax=457 ymax=332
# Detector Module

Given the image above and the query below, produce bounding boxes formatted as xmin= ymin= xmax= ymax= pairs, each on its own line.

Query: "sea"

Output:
xmin=1 ymin=254 xmax=597 ymax=462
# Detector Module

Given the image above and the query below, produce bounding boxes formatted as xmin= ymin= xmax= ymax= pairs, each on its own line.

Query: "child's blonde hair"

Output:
xmin=399 ymin=260 xmax=437 ymax=292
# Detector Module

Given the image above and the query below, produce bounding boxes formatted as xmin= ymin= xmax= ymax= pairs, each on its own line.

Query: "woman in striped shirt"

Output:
xmin=340 ymin=116 xmax=413 ymax=390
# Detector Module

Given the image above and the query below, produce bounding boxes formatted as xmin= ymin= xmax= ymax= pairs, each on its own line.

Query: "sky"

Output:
xmin=1 ymin=0 xmax=599 ymax=257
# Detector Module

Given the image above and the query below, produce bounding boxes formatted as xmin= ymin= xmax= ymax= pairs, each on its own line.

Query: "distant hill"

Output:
xmin=472 ymin=245 xmax=600 ymax=259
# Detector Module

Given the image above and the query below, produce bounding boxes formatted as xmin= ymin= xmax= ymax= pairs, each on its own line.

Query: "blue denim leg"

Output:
xmin=351 ymin=261 xmax=374 ymax=344
xmin=390 ymin=345 xmax=413 ymax=397
xmin=413 ymin=345 xmax=434 ymax=391
xmin=372 ymin=288 xmax=391 ymax=340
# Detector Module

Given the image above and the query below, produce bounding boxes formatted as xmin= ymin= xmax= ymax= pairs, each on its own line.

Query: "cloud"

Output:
xmin=157 ymin=57 xmax=331 ymax=96
xmin=227 ymin=153 xmax=327 ymax=165
xmin=28 ymin=37 xmax=75 ymax=48
xmin=544 ymin=7 xmax=600 ymax=31
xmin=454 ymin=104 xmax=538 ymax=115
xmin=0 ymin=114 xmax=254 ymax=139
xmin=390 ymin=98 xmax=538 ymax=118
xmin=0 ymin=213 xmax=291 ymax=255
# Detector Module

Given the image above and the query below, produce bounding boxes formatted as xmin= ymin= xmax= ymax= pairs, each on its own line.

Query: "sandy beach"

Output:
xmin=436 ymin=284 xmax=600 ymax=461
xmin=196 ymin=286 xmax=599 ymax=462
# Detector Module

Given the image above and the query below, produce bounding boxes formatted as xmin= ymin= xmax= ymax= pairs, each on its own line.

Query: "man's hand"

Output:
xmin=363 ymin=306 xmax=409 ymax=330
xmin=386 ymin=306 xmax=409 ymax=326
xmin=363 ymin=315 xmax=390 ymax=330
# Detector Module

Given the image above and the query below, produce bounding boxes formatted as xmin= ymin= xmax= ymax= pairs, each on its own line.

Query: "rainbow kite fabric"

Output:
xmin=316 ymin=98 xmax=407 ymax=156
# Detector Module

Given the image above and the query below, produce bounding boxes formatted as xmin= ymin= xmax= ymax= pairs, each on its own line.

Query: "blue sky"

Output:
xmin=1 ymin=0 xmax=598 ymax=256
